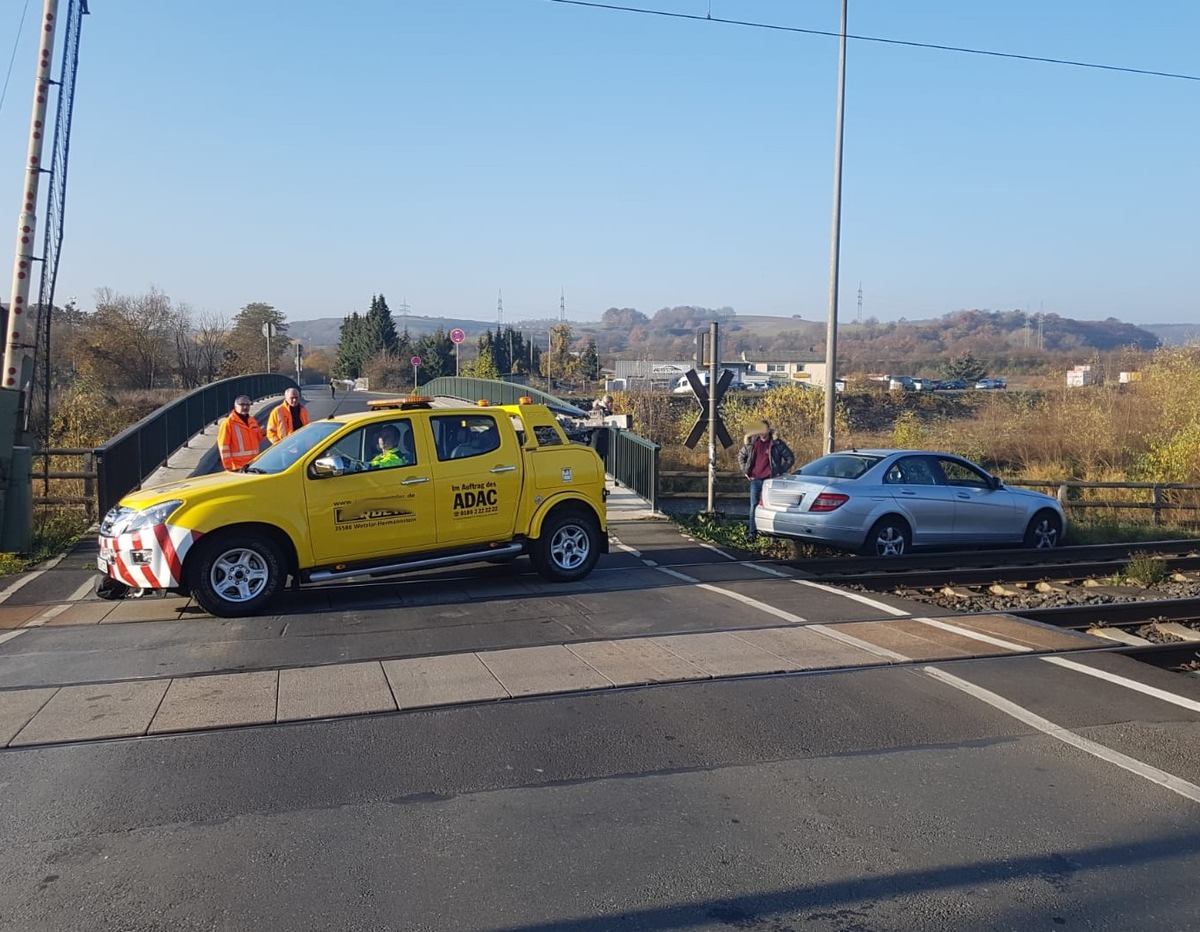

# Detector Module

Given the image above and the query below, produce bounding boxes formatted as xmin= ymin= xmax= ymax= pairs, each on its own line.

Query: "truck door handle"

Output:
xmin=401 ymin=476 xmax=431 ymax=485
xmin=490 ymin=465 xmax=517 ymax=473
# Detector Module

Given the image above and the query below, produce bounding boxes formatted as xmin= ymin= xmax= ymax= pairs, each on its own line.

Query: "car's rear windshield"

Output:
xmin=797 ymin=453 xmax=884 ymax=480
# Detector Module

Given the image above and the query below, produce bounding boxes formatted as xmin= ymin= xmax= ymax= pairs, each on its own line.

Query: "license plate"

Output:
xmin=96 ymin=554 xmax=108 ymax=572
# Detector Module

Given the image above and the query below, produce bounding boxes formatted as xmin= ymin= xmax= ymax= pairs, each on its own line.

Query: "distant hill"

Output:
xmin=1144 ymin=323 xmax=1200 ymax=347
xmin=288 ymin=307 xmax=1168 ymax=365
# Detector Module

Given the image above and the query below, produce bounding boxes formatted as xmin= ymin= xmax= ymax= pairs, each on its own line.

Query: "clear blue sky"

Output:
xmin=1 ymin=0 xmax=1197 ymax=327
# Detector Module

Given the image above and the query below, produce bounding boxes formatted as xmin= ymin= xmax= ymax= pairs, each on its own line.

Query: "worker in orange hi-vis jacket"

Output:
xmin=218 ymin=395 xmax=266 ymax=471
xmin=266 ymin=387 xmax=310 ymax=445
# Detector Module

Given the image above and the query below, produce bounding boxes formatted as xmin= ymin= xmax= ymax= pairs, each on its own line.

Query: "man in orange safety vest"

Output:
xmin=266 ymin=387 xmax=310 ymax=445
xmin=218 ymin=395 xmax=266 ymax=471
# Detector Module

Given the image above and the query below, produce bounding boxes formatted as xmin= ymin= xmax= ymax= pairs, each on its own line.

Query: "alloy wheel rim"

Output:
xmin=211 ymin=548 xmax=270 ymax=603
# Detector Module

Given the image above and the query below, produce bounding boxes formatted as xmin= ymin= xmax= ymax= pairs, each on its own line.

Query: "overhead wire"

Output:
xmin=546 ymin=0 xmax=1200 ymax=83
xmin=0 ymin=0 xmax=34 ymax=119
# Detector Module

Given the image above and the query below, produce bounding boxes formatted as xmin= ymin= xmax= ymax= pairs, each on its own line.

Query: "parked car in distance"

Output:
xmin=912 ymin=378 xmax=942 ymax=392
xmin=753 ymin=449 xmax=1065 ymax=557
xmin=940 ymin=378 xmax=968 ymax=391
xmin=974 ymin=377 xmax=1007 ymax=390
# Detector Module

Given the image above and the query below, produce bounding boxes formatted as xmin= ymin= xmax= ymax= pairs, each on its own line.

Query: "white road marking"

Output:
xmin=696 ymin=542 xmax=737 ymax=561
xmin=0 ymin=571 xmax=42 ymax=605
xmin=22 ymin=603 xmax=72 ymax=628
xmin=655 ymin=567 xmax=698 ymax=584
xmin=924 ymin=666 xmax=1200 ymax=805
xmin=611 ymin=540 xmax=642 ymax=558
xmin=654 ymin=566 xmax=806 ymax=623
xmin=1041 ymin=656 xmax=1200 ymax=714
xmin=792 ymin=579 xmax=911 ymax=617
xmin=67 ymin=578 xmax=96 ymax=602
xmin=911 ymin=616 xmax=1033 ymax=653
xmin=694 ymin=583 xmax=806 ymax=624
xmin=744 ymin=562 xmax=792 ymax=578
xmin=0 ymin=629 xmax=27 ymax=646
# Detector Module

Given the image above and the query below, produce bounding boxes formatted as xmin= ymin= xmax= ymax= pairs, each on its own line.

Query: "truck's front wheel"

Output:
xmin=189 ymin=532 xmax=285 ymax=618
xmin=530 ymin=509 xmax=601 ymax=582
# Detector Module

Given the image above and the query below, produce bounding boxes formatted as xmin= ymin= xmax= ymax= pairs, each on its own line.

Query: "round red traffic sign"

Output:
xmin=449 ymin=328 xmax=466 ymax=345
xmin=411 ymin=355 xmax=422 ymax=367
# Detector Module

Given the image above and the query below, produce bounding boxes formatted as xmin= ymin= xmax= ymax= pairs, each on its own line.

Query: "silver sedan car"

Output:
xmin=754 ymin=449 xmax=1066 ymax=557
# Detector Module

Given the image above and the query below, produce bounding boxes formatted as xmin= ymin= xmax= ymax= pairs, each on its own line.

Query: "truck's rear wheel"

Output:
xmin=530 ymin=510 xmax=600 ymax=582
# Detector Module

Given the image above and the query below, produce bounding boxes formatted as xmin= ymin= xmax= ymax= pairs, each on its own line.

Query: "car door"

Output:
xmin=429 ymin=413 xmax=522 ymax=547
xmin=882 ymin=455 xmax=958 ymax=546
xmin=937 ymin=456 xmax=1019 ymax=543
xmin=303 ymin=417 xmax=437 ymax=564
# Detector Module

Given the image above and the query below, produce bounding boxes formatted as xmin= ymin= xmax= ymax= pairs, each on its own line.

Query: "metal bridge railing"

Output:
xmin=604 ymin=428 xmax=660 ymax=512
xmin=93 ymin=374 xmax=296 ymax=516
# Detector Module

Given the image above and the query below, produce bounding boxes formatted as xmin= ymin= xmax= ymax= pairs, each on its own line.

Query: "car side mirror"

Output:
xmin=311 ymin=454 xmax=348 ymax=478
xmin=989 ymin=475 xmax=1003 ymax=490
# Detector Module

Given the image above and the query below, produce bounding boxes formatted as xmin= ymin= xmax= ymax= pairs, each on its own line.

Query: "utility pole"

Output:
xmin=857 ymin=283 xmax=863 ymax=324
xmin=497 ymin=289 xmax=503 ymax=328
xmin=822 ymin=0 xmax=848 ymax=455
xmin=1 ymin=0 xmax=61 ymax=552
xmin=560 ymin=287 xmax=566 ymax=322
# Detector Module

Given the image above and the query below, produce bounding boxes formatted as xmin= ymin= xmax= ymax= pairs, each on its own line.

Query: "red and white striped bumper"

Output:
xmin=97 ymin=523 xmax=202 ymax=591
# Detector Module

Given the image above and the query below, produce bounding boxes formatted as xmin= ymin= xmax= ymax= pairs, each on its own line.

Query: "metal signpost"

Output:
xmin=450 ymin=328 xmax=465 ymax=377
xmin=681 ymin=322 xmax=733 ymax=514
xmin=262 ymin=321 xmax=277 ymax=373
xmin=411 ymin=355 xmax=421 ymax=391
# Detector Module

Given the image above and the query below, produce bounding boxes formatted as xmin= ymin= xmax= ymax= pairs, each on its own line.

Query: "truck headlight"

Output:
xmin=103 ymin=500 xmax=183 ymax=537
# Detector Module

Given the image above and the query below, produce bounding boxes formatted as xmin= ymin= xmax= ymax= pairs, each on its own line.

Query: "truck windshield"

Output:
xmin=245 ymin=421 xmax=344 ymax=474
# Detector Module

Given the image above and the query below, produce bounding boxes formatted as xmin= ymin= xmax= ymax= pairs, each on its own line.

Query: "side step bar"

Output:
xmin=304 ymin=542 xmax=526 ymax=584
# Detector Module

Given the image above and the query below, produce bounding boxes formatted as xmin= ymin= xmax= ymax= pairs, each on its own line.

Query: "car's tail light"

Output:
xmin=809 ymin=493 xmax=849 ymax=512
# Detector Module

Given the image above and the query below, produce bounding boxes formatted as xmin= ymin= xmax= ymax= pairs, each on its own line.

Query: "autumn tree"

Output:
xmin=76 ymin=287 xmax=184 ymax=389
xmin=223 ymin=302 xmax=288 ymax=375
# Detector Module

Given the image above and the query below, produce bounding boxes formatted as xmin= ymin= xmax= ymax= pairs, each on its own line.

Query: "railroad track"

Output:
xmin=797 ymin=540 xmax=1200 ymax=590
xmin=1006 ymin=599 xmax=1200 ymax=673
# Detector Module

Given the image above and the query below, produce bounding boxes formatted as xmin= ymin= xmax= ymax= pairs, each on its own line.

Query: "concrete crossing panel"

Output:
xmin=479 ymin=645 xmax=615 ymax=696
xmin=732 ymin=627 xmax=885 ymax=670
xmin=149 ymin=671 xmax=278 ymax=734
xmin=10 ymin=680 xmax=169 ymax=746
xmin=0 ymin=687 xmax=58 ymax=745
xmin=834 ymin=620 xmax=1001 ymax=661
xmin=383 ymin=653 xmax=510 ymax=708
xmin=277 ymin=662 xmax=397 ymax=722
xmin=565 ymin=639 xmax=709 ymax=686
xmin=936 ymin=613 xmax=1102 ymax=651
xmin=649 ymin=631 xmax=796 ymax=676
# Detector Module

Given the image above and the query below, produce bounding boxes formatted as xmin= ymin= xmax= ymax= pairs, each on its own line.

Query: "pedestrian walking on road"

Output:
xmin=266 ymin=387 xmax=310 ymax=445
xmin=330 ymin=378 xmax=337 ymax=399
xmin=736 ymin=420 xmax=795 ymax=541
xmin=217 ymin=395 xmax=266 ymax=471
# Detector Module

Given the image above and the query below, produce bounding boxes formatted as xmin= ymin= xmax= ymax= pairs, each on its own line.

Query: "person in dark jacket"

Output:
xmin=736 ymin=420 xmax=795 ymax=541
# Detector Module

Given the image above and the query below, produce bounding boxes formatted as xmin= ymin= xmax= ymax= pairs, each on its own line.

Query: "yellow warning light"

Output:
xmin=477 ymin=399 xmax=491 ymax=406
xmin=519 ymin=396 xmax=533 ymax=404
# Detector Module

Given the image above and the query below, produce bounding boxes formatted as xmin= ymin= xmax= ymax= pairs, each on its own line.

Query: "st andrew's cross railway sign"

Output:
xmin=682 ymin=368 xmax=734 ymax=450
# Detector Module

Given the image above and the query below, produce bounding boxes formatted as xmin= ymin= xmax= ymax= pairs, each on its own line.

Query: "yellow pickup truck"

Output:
xmin=97 ymin=398 xmax=608 ymax=617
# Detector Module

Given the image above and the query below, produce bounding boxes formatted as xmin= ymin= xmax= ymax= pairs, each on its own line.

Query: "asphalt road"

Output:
xmin=2 ymin=656 xmax=1199 ymax=931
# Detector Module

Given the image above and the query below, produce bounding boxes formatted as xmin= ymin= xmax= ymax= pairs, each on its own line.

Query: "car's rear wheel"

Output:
xmin=189 ymin=532 xmax=284 ymax=617
xmin=861 ymin=517 xmax=910 ymax=557
xmin=1024 ymin=510 xmax=1063 ymax=550
xmin=530 ymin=509 xmax=600 ymax=582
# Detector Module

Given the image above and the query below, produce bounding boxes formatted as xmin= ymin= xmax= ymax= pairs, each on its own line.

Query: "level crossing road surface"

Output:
xmin=1 ymin=391 xmax=1199 ymax=929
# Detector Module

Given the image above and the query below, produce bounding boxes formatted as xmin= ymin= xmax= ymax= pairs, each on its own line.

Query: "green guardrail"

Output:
xmin=604 ymin=428 xmax=659 ymax=513
xmin=419 ymin=377 xmax=588 ymax=417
